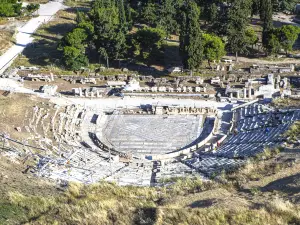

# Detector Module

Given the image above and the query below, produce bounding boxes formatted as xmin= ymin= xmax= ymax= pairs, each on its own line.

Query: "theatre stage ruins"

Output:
xmin=3 ymin=89 xmax=298 ymax=187
xmin=1 ymin=70 xmax=300 ymax=186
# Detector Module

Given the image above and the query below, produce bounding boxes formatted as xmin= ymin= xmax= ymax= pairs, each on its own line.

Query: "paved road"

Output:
xmin=0 ymin=1 xmax=65 ymax=74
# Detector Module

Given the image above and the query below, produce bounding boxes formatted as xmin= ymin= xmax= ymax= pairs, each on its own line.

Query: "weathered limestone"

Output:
xmin=248 ymin=86 xmax=252 ymax=99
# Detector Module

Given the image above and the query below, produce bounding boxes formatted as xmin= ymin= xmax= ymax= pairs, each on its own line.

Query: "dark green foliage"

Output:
xmin=201 ymin=0 xmax=219 ymax=25
xmin=91 ymin=0 xmax=127 ymax=66
xmin=159 ymin=0 xmax=179 ymax=36
xmin=26 ymin=3 xmax=40 ymax=15
xmin=117 ymin=0 xmax=126 ymax=26
xmin=131 ymin=27 xmax=166 ymax=65
xmin=60 ymin=0 xmax=128 ymax=68
xmin=59 ymin=27 xmax=89 ymax=70
xmin=202 ymin=33 xmax=226 ymax=65
xmin=226 ymin=0 xmax=252 ymax=59
xmin=63 ymin=46 xmax=89 ymax=71
xmin=57 ymin=0 xmax=300 ymax=70
xmin=207 ymin=3 xmax=218 ymax=24
xmin=139 ymin=3 xmax=158 ymax=27
xmin=276 ymin=25 xmax=300 ymax=54
xmin=0 ymin=0 xmax=22 ymax=17
xmin=277 ymin=0 xmax=298 ymax=12
xmin=179 ymin=0 xmax=203 ymax=70
xmin=264 ymin=25 xmax=300 ymax=55
xmin=251 ymin=0 xmax=260 ymax=15
xmin=265 ymin=31 xmax=282 ymax=55
xmin=260 ymin=0 xmax=273 ymax=48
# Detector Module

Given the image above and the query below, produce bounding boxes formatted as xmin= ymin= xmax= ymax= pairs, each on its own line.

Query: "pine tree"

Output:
xmin=260 ymin=0 xmax=273 ymax=49
xmin=125 ymin=3 xmax=133 ymax=29
xmin=160 ymin=0 xmax=178 ymax=36
xmin=92 ymin=0 xmax=127 ymax=67
xmin=117 ymin=0 xmax=127 ymax=29
xmin=226 ymin=0 xmax=252 ymax=61
xmin=179 ymin=0 xmax=203 ymax=71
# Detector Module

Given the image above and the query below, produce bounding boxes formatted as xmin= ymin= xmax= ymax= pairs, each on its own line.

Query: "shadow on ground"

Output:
xmin=188 ymin=198 xmax=216 ymax=208
xmin=22 ymin=39 xmax=62 ymax=67
xmin=44 ymin=23 xmax=75 ymax=36
xmin=134 ymin=208 xmax=157 ymax=225
xmin=261 ymin=173 xmax=300 ymax=195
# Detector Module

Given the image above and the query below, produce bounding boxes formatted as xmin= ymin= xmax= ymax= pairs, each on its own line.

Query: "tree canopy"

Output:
xmin=57 ymin=0 xmax=300 ymax=70
xmin=179 ymin=0 xmax=203 ymax=70
xmin=202 ymin=33 xmax=226 ymax=65
xmin=0 ymin=0 xmax=21 ymax=17
xmin=226 ymin=0 xmax=252 ymax=60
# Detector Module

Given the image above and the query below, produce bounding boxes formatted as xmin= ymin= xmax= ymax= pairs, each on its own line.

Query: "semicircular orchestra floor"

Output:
xmin=100 ymin=114 xmax=204 ymax=155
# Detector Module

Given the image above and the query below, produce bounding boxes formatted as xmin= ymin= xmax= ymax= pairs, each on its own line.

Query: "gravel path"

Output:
xmin=0 ymin=0 xmax=65 ymax=74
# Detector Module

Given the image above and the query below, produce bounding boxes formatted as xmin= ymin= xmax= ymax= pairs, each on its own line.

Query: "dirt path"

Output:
xmin=226 ymin=55 xmax=300 ymax=65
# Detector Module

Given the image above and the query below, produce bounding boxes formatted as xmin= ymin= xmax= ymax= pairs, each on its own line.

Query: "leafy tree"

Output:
xmin=59 ymin=28 xmax=89 ymax=70
xmin=78 ymin=21 xmax=94 ymax=37
xmin=0 ymin=0 xmax=22 ymax=17
xmin=63 ymin=46 xmax=89 ymax=71
xmin=132 ymin=27 xmax=166 ymax=65
xmin=179 ymin=0 xmax=203 ymax=71
xmin=277 ymin=25 xmax=300 ymax=55
xmin=13 ymin=3 xmax=22 ymax=15
xmin=226 ymin=0 xmax=252 ymax=61
xmin=76 ymin=11 xmax=87 ymax=24
xmin=0 ymin=4 xmax=15 ymax=17
xmin=112 ymin=28 xmax=128 ymax=66
xmin=251 ymin=0 xmax=260 ymax=16
xmin=125 ymin=3 xmax=133 ymax=29
xmin=117 ymin=0 xmax=127 ymax=29
xmin=26 ymin=3 xmax=40 ymax=16
xmin=265 ymin=31 xmax=281 ymax=54
xmin=212 ymin=6 xmax=228 ymax=36
xmin=202 ymin=33 xmax=226 ymax=67
xmin=64 ymin=28 xmax=88 ymax=49
xmin=245 ymin=27 xmax=259 ymax=48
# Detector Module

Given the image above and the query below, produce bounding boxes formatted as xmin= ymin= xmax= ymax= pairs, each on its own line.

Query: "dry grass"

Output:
xmin=271 ymin=98 xmax=300 ymax=109
xmin=12 ymin=9 xmax=77 ymax=71
xmin=25 ymin=0 xmax=49 ymax=3
xmin=0 ymin=93 xmax=49 ymax=140
xmin=225 ymin=157 xmax=293 ymax=187
xmin=283 ymin=121 xmax=300 ymax=143
xmin=7 ymin=181 xmax=299 ymax=225
xmin=0 ymin=157 xmax=57 ymax=198
xmin=0 ymin=30 xmax=14 ymax=56
xmin=0 ymin=156 xmax=299 ymax=224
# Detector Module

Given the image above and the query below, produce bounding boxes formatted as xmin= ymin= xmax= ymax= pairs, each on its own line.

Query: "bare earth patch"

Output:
xmin=0 ymin=31 xmax=14 ymax=56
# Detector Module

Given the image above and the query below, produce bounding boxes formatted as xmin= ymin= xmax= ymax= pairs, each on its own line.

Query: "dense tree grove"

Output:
xmin=266 ymin=25 xmax=300 ymax=55
xmin=0 ymin=0 xmax=22 ymax=17
xmin=0 ymin=0 xmax=40 ymax=17
xmin=57 ymin=0 xmax=300 ymax=71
